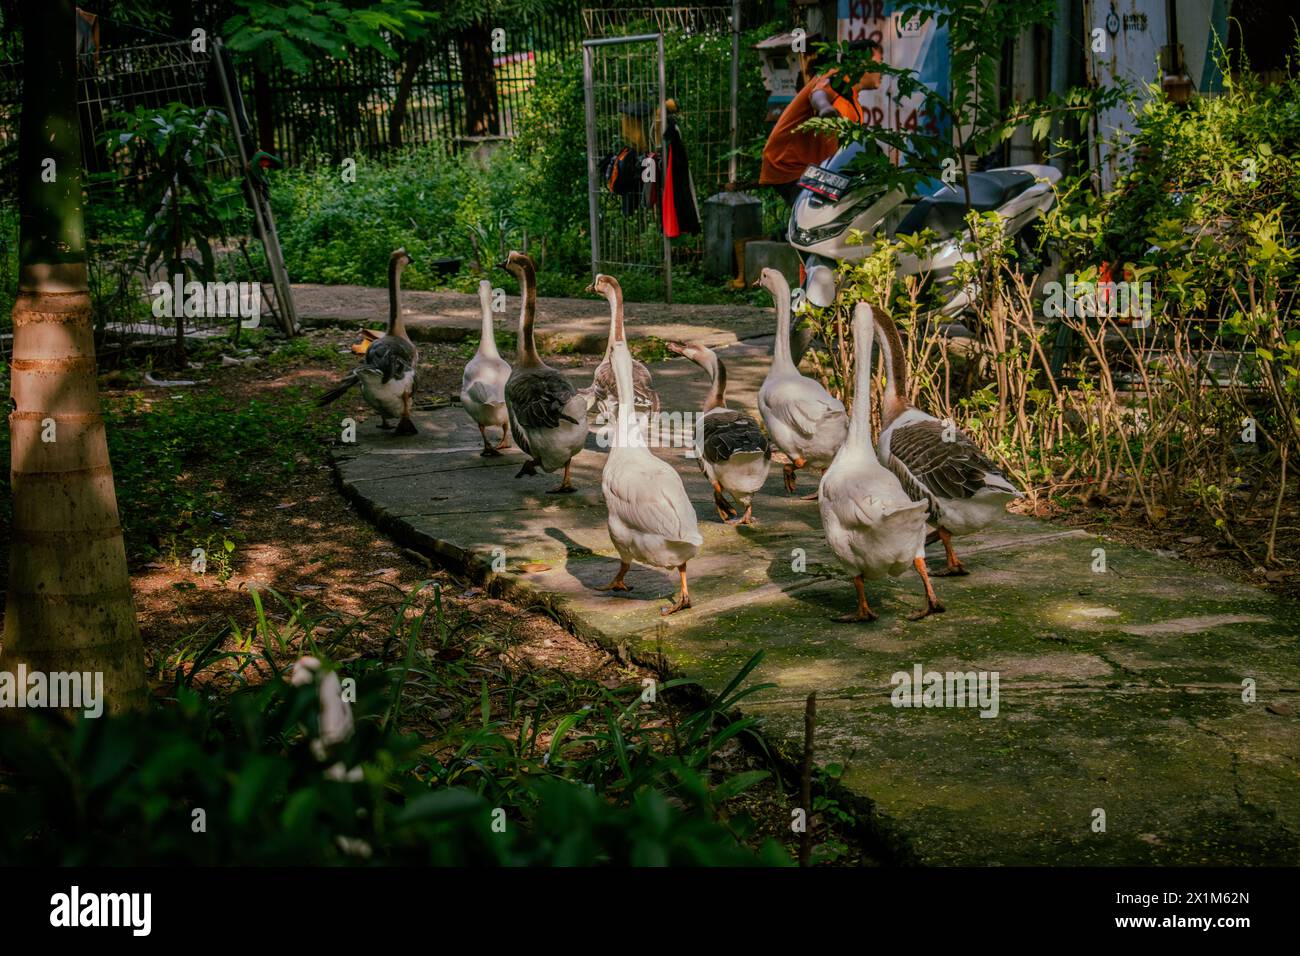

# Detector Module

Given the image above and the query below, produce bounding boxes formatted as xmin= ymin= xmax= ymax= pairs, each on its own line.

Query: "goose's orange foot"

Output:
xmin=726 ymin=505 xmax=755 ymax=526
xmin=782 ymin=463 xmax=798 ymax=494
xmin=660 ymin=593 xmax=691 ymax=615
xmin=832 ymin=610 xmax=879 ymax=624
xmin=908 ymin=601 xmax=946 ymax=621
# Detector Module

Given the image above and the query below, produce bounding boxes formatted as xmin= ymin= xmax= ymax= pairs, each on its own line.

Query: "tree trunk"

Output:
xmin=456 ymin=20 xmax=499 ymax=138
xmin=252 ymin=65 xmax=275 ymax=154
xmin=2 ymin=0 xmax=147 ymax=713
xmin=390 ymin=40 xmax=426 ymax=149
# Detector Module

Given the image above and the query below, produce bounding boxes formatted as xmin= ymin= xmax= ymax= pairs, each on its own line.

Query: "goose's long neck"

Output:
xmin=613 ymin=345 xmax=642 ymax=450
xmin=769 ymin=277 xmax=796 ymax=373
xmin=702 ymin=350 xmax=727 ymax=411
xmin=387 ymin=260 xmax=406 ymax=339
xmin=477 ymin=283 xmax=499 ymax=358
xmin=848 ymin=306 xmax=877 ymax=456
xmin=516 ymin=261 xmax=541 ymax=366
xmin=602 ymin=284 xmax=624 ymax=360
xmin=874 ymin=309 xmax=911 ymax=429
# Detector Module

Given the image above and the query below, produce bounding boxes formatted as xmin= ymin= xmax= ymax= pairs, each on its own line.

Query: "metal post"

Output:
xmin=657 ymin=32 xmax=672 ymax=304
xmin=728 ymin=0 xmax=740 ymax=184
xmin=582 ymin=44 xmax=601 ymax=280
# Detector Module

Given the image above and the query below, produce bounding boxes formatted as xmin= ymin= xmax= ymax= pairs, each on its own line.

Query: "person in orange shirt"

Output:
xmin=730 ymin=39 xmax=883 ymax=206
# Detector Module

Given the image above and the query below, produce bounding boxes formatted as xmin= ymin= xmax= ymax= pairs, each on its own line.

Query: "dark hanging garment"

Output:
xmin=661 ymin=119 xmax=700 ymax=238
xmin=601 ymin=147 xmax=643 ymax=215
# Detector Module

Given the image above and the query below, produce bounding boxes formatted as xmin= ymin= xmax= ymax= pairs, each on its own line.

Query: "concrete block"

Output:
xmin=743 ymin=240 xmax=802 ymax=289
xmin=702 ymin=191 xmax=764 ymax=279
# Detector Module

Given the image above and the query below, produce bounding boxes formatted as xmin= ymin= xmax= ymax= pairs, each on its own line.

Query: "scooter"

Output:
xmin=787 ymin=142 xmax=1061 ymax=313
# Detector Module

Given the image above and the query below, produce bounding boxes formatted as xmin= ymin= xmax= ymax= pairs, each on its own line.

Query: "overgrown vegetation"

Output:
xmin=811 ymin=52 xmax=1300 ymax=575
xmin=0 ymin=584 xmax=799 ymax=866
xmin=265 ymin=19 xmax=778 ymax=302
xmin=0 ymin=344 xmax=332 ymax=575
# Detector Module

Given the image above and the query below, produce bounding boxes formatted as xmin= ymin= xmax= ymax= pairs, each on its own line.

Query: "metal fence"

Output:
xmin=250 ymin=11 xmax=585 ymax=162
xmin=586 ymin=5 xmax=736 ymax=197
xmin=584 ymin=34 xmax=672 ymax=298
xmin=582 ymin=5 xmax=742 ymax=298
xmin=0 ymin=37 xmax=294 ymax=349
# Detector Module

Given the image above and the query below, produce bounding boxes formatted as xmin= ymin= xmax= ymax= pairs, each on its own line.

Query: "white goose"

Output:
xmin=667 ymin=340 xmax=771 ymax=525
xmin=598 ymin=336 xmax=702 ymax=615
xmin=317 ymin=248 xmax=418 ymax=435
xmin=756 ymin=267 xmax=848 ymax=497
xmin=819 ymin=302 xmax=944 ymax=622
xmin=584 ymin=274 xmax=660 ymax=423
xmin=460 ymin=279 xmax=512 ymax=456
xmin=873 ymin=308 xmax=1022 ymax=575
xmin=501 ymin=251 xmax=588 ymax=493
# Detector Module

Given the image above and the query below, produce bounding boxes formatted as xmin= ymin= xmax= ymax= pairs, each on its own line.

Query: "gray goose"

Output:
xmin=501 ymin=250 xmax=588 ymax=493
xmin=583 ymin=275 xmax=660 ymax=423
xmin=318 ymin=248 xmax=418 ymax=435
xmin=873 ymin=308 xmax=1022 ymax=575
xmin=667 ymin=340 xmax=771 ymax=525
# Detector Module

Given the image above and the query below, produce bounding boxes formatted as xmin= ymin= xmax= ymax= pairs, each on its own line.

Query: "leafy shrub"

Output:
xmin=0 ymin=588 xmax=791 ymax=867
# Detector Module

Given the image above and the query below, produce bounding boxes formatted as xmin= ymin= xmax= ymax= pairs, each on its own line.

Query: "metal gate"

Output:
xmin=582 ymin=33 xmax=672 ymax=302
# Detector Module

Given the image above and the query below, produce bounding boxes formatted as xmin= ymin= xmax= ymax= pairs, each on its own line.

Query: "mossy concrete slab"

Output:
xmin=331 ymin=340 xmax=1300 ymax=865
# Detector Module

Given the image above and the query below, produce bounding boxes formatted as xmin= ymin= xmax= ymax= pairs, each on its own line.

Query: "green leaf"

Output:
xmin=711 ymin=770 xmax=769 ymax=804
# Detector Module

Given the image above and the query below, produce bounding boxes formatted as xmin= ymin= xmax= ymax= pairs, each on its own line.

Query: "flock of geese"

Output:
xmin=322 ymin=248 xmax=1021 ymax=621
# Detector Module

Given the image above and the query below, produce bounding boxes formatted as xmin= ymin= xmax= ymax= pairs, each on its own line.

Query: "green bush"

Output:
xmin=0 ymin=590 xmax=792 ymax=867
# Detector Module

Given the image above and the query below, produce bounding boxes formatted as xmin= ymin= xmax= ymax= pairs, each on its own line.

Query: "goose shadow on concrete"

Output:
xmin=543 ymin=526 xmax=678 ymax=600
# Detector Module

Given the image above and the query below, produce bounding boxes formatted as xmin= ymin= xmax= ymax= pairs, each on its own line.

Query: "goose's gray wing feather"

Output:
xmin=887 ymin=419 xmax=1015 ymax=507
xmin=365 ymin=335 xmax=417 ymax=385
xmin=592 ymin=357 xmax=658 ymax=413
xmin=701 ymin=411 xmax=771 ymax=464
xmin=506 ymin=369 xmax=581 ymax=430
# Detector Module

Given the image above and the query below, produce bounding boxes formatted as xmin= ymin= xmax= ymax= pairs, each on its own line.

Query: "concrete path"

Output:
xmin=331 ymin=334 xmax=1300 ymax=865
xmin=294 ymin=283 xmax=772 ymax=353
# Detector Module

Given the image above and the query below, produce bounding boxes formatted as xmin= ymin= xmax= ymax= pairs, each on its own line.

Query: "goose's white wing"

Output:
xmin=762 ymin=376 xmax=844 ymax=438
xmin=605 ymin=454 xmax=702 ymax=546
xmin=465 ymin=378 xmax=504 ymax=406
xmin=822 ymin=463 xmax=918 ymax=531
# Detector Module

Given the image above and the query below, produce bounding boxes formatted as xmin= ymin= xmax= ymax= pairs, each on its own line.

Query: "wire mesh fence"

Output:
xmin=582 ymin=5 xmax=746 ymax=296
xmin=584 ymin=34 xmax=672 ymax=298
xmin=585 ymin=5 xmax=734 ymax=195
xmin=0 ymin=37 xmax=287 ymax=354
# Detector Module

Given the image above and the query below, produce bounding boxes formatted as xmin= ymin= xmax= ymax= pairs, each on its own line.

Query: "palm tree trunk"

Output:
xmin=2 ymin=0 xmax=146 ymax=713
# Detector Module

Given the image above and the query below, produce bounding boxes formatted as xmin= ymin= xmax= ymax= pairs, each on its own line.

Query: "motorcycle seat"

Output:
xmin=896 ymin=170 xmax=1037 ymax=239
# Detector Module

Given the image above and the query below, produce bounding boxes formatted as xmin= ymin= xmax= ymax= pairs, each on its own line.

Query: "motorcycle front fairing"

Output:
xmin=787 ymin=143 xmax=909 ymax=262
xmin=787 ymin=143 xmax=1061 ymax=314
